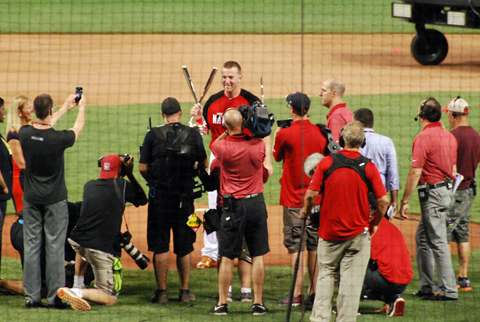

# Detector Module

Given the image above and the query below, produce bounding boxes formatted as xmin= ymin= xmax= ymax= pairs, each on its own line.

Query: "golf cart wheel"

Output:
xmin=411 ymin=29 xmax=448 ymax=65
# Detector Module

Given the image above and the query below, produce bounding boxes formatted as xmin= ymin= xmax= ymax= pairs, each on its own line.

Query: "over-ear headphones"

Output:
xmin=414 ymin=99 xmax=430 ymax=121
xmin=339 ymin=128 xmax=366 ymax=148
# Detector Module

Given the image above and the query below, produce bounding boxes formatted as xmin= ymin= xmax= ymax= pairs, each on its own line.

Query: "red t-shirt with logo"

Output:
xmin=203 ymin=89 xmax=259 ymax=148
xmin=308 ymin=150 xmax=386 ymax=241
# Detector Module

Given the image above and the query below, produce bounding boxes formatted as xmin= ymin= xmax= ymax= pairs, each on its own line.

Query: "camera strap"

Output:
xmin=316 ymin=123 xmax=340 ymax=155
xmin=113 ymin=178 xmax=130 ymax=231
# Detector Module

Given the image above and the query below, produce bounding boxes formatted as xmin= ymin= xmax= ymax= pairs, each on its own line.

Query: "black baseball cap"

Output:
xmin=286 ymin=92 xmax=310 ymax=114
xmin=161 ymin=97 xmax=181 ymax=116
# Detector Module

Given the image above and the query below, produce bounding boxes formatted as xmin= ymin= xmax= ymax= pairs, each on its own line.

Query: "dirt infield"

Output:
xmin=1 ymin=33 xmax=479 ymax=106
xmin=3 ymin=204 xmax=480 ymax=270
xmin=1 ymin=33 xmax=480 ymax=269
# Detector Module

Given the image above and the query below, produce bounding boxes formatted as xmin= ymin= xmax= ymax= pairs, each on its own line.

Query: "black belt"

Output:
xmin=418 ymin=181 xmax=446 ymax=190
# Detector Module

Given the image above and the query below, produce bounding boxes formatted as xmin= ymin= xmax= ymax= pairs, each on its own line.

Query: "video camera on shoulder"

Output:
xmin=237 ymin=101 xmax=275 ymax=139
xmin=276 ymin=118 xmax=293 ymax=128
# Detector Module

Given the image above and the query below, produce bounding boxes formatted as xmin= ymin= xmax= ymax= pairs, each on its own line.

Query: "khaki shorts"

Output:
xmin=283 ymin=207 xmax=319 ymax=254
xmin=446 ymin=188 xmax=474 ymax=244
xmin=68 ymin=238 xmax=120 ymax=299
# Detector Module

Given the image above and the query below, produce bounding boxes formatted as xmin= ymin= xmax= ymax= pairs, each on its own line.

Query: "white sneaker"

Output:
xmin=57 ymin=287 xmax=91 ymax=311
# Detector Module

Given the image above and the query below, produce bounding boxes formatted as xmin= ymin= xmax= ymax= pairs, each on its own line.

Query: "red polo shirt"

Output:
xmin=273 ymin=120 xmax=327 ymax=207
xmin=326 ymin=103 xmax=352 ymax=142
xmin=412 ymin=122 xmax=458 ymax=184
xmin=211 ymin=134 xmax=265 ymax=199
xmin=308 ymin=150 xmax=386 ymax=241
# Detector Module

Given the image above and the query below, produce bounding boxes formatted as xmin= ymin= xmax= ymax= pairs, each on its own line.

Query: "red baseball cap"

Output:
xmin=99 ymin=154 xmax=121 ymax=179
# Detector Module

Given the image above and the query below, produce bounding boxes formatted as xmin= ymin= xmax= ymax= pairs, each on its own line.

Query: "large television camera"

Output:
xmin=236 ymin=101 xmax=275 ymax=139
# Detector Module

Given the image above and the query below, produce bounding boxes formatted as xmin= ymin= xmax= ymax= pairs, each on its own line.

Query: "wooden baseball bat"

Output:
xmin=198 ymin=67 xmax=217 ymax=104
xmin=182 ymin=66 xmax=198 ymax=104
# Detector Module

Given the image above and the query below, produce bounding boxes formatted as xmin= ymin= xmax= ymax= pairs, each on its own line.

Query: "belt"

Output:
xmin=243 ymin=193 xmax=259 ymax=199
xmin=418 ymin=181 xmax=446 ymax=190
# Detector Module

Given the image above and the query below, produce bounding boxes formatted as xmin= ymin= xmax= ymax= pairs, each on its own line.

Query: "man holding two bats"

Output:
xmin=189 ymin=61 xmax=273 ymax=302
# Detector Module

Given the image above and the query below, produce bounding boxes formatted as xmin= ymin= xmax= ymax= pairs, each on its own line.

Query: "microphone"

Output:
xmin=414 ymin=114 xmax=420 ymax=121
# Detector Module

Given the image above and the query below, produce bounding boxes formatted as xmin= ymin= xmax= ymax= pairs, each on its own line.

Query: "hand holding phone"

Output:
xmin=75 ymin=87 xmax=83 ymax=103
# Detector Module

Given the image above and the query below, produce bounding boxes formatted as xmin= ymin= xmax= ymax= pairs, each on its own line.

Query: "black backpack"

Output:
xmin=320 ymin=152 xmax=373 ymax=194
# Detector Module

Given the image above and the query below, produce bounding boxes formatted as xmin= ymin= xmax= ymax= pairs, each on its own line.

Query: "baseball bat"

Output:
xmin=182 ymin=66 xmax=198 ymax=104
xmin=198 ymin=67 xmax=217 ymax=104
xmin=187 ymin=67 xmax=218 ymax=127
xmin=261 ymin=77 xmax=264 ymax=104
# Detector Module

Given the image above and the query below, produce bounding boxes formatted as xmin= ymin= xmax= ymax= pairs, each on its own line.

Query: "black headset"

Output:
xmin=414 ymin=99 xmax=431 ymax=121
xmin=451 ymin=96 xmax=462 ymax=118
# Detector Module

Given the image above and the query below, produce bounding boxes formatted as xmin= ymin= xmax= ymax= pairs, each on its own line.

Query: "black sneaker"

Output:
xmin=457 ymin=276 xmax=472 ymax=291
xmin=252 ymin=303 xmax=269 ymax=315
xmin=422 ymin=294 xmax=458 ymax=301
xmin=413 ymin=290 xmax=434 ymax=298
xmin=25 ymin=300 xmax=46 ymax=309
xmin=306 ymin=293 xmax=316 ymax=311
xmin=209 ymin=303 xmax=228 ymax=315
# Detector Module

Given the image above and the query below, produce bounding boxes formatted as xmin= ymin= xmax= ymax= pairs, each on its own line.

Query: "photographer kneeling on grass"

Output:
xmin=57 ymin=154 xmax=147 ymax=311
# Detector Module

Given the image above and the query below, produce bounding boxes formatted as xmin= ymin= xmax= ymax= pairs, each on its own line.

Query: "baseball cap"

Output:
xmin=99 ymin=154 xmax=122 ymax=179
xmin=286 ymin=92 xmax=310 ymax=114
xmin=441 ymin=97 xmax=469 ymax=114
xmin=161 ymin=97 xmax=181 ymax=116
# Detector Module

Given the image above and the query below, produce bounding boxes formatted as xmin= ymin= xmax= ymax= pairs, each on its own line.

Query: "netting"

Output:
xmin=1 ymin=1 xmax=480 ymax=321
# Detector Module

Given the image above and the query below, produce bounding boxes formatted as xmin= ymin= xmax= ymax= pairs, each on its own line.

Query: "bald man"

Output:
xmin=209 ymin=109 xmax=270 ymax=316
xmin=319 ymin=79 xmax=352 ymax=143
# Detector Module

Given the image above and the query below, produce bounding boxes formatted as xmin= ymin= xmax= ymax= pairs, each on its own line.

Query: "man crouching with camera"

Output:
xmin=57 ymin=154 xmax=147 ymax=310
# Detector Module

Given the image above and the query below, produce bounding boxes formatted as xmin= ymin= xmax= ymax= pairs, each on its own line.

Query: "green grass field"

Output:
xmin=1 ymin=0 xmax=479 ymax=34
xmin=1 ymin=251 xmax=480 ymax=322
xmin=5 ymin=91 xmax=479 ymax=222
xmin=2 ymin=1 xmax=480 ymax=321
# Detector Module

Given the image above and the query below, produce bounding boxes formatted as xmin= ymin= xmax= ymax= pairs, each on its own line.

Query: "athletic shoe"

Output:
xmin=388 ymin=297 xmax=405 ymax=317
xmin=252 ymin=303 xmax=269 ymax=315
xmin=179 ymin=289 xmax=196 ymax=303
xmin=197 ymin=256 xmax=217 ymax=269
xmin=227 ymin=291 xmax=233 ymax=302
xmin=413 ymin=290 xmax=434 ymax=298
xmin=240 ymin=291 xmax=253 ymax=303
xmin=209 ymin=303 xmax=228 ymax=315
xmin=25 ymin=300 xmax=46 ymax=309
xmin=57 ymin=288 xmax=91 ymax=311
xmin=305 ymin=293 xmax=315 ymax=311
xmin=150 ymin=289 xmax=168 ymax=304
xmin=277 ymin=294 xmax=302 ymax=306
xmin=422 ymin=294 xmax=458 ymax=301
xmin=457 ymin=276 xmax=472 ymax=291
